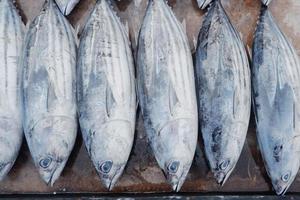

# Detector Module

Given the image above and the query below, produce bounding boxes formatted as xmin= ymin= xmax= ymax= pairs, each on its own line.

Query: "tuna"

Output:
xmin=77 ymin=0 xmax=136 ymax=190
xmin=55 ymin=0 xmax=80 ymax=15
xmin=252 ymin=5 xmax=300 ymax=196
xmin=261 ymin=0 xmax=273 ymax=6
xmin=197 ymin=0 xmax=214 ymax=9
xmin=137 ymin=0 xmax=198 ymax=192
xmin=195 ymin=0 xmax=251 ymax=185
xmin=0 ymin=0 xmax=24 ymax=180
xmin=21 ymin=0 xmax=77 ymax=185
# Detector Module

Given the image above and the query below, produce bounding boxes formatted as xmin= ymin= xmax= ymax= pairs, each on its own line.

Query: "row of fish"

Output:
xmin=0 ymin=0 xmax=298 ymax=196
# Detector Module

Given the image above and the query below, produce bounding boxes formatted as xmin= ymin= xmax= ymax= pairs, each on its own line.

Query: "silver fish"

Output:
xmin=252 ymin=6 xmax=300 ymax=196
xmin=55 ymin=0 xmax=80 ymax=15
xmin=137 ymin=0 xmax=198 ymax=192
xmin=197 ymin=0 xmax=213 ymax=9
xmin=22 ymin=0 xmax=77 ymax=185
xmin=0 ymin=0 xmax=24 ymax=180
xmin=195 ymin=0 xmax=251 ymax=185
xmin=261 ymin=0 xmax=273 ymax=6
xmin=77 ymin=0 xmax=136 ymax=190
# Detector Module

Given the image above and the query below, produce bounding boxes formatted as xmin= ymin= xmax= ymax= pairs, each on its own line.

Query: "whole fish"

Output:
xmin=137 ymin=0 xmax=198 ymax=192
xmin=252 ymin=5 xmax=300 ymax=196
xmin=55 ymin=0 xmax=80 ymax=15
xmin=0 ymin=0 xmax=24 ymax=180
xmin=261 ymin=0 xmax=272 ymax=6
xmin=22 ymin=0 xmax=77 ymax=185
xmin=197 ymin=0 xmax=213 ymax=9
xmin=77 ymin=0 xmax=136 ymax=190
xmin=195 ymin=0 xmax=251 ymax=185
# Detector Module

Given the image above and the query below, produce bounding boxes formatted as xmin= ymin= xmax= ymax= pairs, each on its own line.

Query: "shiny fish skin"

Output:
xmin=55 ymin=0 xmax=80 ymax=15
xmin=77 ymin=0 xmax=136 ymax=190
xmin=197 ymin=0 xmax=213 ymax=9
xmin=137 ymin=0 xmax=198 ymax=192
xmin=0 ymin=0 xmax=24 ymax=180
xmin=195 ymin=0 xmax=251 ymax=185
xmin=252 ymin=6 xmax=300 ymax=196
xmin=261 ymin=0 xmax=273 ymax=6
xmin=22 ymin=0 xmax=77 ymax=186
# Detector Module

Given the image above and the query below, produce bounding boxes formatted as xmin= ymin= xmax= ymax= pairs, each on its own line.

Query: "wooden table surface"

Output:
xmin=1 ymin=0 xmax=300 ymax=195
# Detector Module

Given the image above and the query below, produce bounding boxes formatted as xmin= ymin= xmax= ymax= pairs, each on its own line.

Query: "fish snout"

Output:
xmin=0 ymin=162 xmax=12 ymax=181
xmin=97 ymin=161 xmax=125 ymax=191
xmin=37 ymin=156 xmax=67 ymax=186
xmin=165 ymin=161 xmax=190 ymax=192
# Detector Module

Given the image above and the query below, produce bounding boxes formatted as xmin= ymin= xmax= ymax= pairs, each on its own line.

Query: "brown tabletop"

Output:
xmin=1 ymin=0 xmax=300 ymax=195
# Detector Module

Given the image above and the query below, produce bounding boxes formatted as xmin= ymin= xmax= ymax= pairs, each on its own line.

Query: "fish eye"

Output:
xmin=281 ymin=171 xmax=291 ymax=182
xmin=99 ymin=161 xmax=113 ymax=174
xmin=167 ymin=161 xmax=180 ymax=174
xmin=219 ymin=160 xmax=230 ymax=170
xmin=39 ymin=157 xmax=52 ymax=169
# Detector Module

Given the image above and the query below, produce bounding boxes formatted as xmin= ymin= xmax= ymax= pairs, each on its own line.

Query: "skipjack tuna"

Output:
xmin=55 ymin=0 xmax=80 ymax=15
xmin=0 ymin=0 xmax=24 ymax=180
xmin=195 ymin=0 xmax=251 ymax=185
xmin=252 ymin=5 xmax=300 ymax=196
xmin=77 ymin=0 xmax=136 ymax=190
xmin=137 ymin=0 xmax=198 ymax=192
xmin=22 ymin=0 xmax=77 ymax=185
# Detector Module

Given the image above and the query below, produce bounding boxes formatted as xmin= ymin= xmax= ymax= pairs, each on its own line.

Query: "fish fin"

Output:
xmin=47 ymin=81 xmax=59 ymax=111
xmin=123 ymin=20 xmax=130 ymax=39
xmin=106 ymin=85 xmax=116 ymax=118
xmin=181 ymin=19 xmax=187 ymax=35
xmin=168 ymin=83 xmax=180 ymax=116
xmin=246 ymin=45 xmax=252 ymax=62
xmin=239 ymin=31 xmax=243 ymax=40
xmin=270 ymin=84 xmax=294 ymax=130
xmin=193 ymin=36 xmax=197 ymax=51
xmin=134 ymin=0 xmax=143 ymax=7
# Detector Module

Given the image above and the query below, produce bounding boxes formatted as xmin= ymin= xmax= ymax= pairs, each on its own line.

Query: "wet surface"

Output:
xmin=1 ymin=0 xmax=300 ymax=194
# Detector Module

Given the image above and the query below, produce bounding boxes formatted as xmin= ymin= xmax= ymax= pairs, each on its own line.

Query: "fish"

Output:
xmin=0 ymin=0 xmax=24 ymax=180
xmin=197 ymin=0 xmax=213 ymax=9
xmin=252 ymin=5 xmax=300 ymax=196
xmin=55 ymin=0 xmax=80 ymax=15
xmin=137 ymin=0 xmax=198 ymax=192
xmin=195 ymin=0 xmax=251 ymax=185
xmin=77 ymin=0 xmax=136 ymax=190
xmin=21 ymin=0 xmax=77 ymax=186
xmin=261 ymin=0 xmax=273 ymax=6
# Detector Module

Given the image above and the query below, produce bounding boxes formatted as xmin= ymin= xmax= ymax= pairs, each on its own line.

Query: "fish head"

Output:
xmin=207 ymin=130 xmax=242 ymax=185
xmin=154 ymin=119 xmax=197 ymax=192
xmin=0 ymin=117 xmax=22 ymax=180
xmin=89 ymin=120 xmax=134 ymax=191
xmin=29 ymin=117 xmax=77 ymax=186
xmin=264 ymin=140 xmax=299 ymax=196
xmin=196 ymin=0 xmax=213 ymax=9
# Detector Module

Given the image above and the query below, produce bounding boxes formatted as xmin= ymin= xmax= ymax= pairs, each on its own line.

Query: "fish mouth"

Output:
xmin=168 ymin=168 xmax=189 ymax=192
xmin=40 ymin=163 xmax=65 ymax=186
xmin=214 ymin=167 xmax=235 ymax=186
xmin=100 ymin=166 xmax=124 ymax=191
xmin=274 ymin=182 xmax=293 ymax=196
xmin=0 ymin=162 xmax=12 ymax=181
